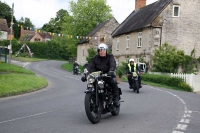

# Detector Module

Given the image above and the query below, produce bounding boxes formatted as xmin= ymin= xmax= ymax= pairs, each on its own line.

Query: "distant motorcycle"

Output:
xmin=131 ymin=72 xmax=140 ymax=93
xmin=84 ymin=71 xmax=122 ymax=124
xmin=73 ymin=66 xmax=81 ymax=75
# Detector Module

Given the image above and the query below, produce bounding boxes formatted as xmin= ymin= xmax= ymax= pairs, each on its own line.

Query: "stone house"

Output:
xmin=77 ymin=17 xmax=119 ymax=65
xmin=20 ymin=27 xmax=52 ymax=42
xmin=0 ymin=19 xmax=14 ymax=40
xmin=112 ymin=0 xmax=200 ymax=71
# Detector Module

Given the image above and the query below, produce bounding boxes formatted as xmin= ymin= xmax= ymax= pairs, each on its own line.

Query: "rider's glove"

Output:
xmin=108 ymin=71 xmax=115 ymax=77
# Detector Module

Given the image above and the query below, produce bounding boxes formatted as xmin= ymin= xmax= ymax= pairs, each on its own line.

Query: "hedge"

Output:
xmin=141 ymin=73 xmax=193 ymax=92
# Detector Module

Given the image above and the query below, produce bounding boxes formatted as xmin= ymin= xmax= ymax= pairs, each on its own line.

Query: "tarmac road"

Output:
xmin=0 ymin=60 xmax=199 ymax=133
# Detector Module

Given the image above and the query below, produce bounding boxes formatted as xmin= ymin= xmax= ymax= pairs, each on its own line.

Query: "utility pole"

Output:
xmin=9 ymin=3 xmax=14 ymax=65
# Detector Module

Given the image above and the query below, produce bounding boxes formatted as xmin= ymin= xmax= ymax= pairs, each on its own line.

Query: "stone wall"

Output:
xmin=161 ymin=0 xmax=200 ymax=57
xmin=77 ymin=18 xmax=119 ymax=65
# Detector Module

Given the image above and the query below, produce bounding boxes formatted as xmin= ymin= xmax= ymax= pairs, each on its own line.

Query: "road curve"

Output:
xmin=0 ymin=60 xmax=199 ymax=133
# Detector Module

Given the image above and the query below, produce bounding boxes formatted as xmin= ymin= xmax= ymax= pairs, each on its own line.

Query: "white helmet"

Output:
xmin=129 ymin=58 xmax=134 ymax=62
xmin=97 ymin=43 xmax=108 ymax=52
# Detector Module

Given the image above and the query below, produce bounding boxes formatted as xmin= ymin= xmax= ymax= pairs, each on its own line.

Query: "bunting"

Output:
xmin=11 ymin=23 xmax=107 ymax=41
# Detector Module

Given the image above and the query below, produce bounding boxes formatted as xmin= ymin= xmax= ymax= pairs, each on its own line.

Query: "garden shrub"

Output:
xmin=178 ymin=82 xmax=193 ymax=92
xmin=141 ymin=73 xmax=192 ymax=92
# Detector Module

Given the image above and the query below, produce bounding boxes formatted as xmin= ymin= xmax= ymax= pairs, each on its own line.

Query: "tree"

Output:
xmin=152 ymin=43 xmax=185 ymax=73
xmin=86 ymin=48 xmax=97 ymax=62
xmin=63 ymin=0 xmax=113 ymax=36
xmin=0 ymin=1 xmax=20 ymax=39
xmin=42 ymin=9 xmax=69 ymax=33
xmin=181 ymin=48 xmax=199 ymax=74
xmin=18 ymin=17 xmax=35 ymax=28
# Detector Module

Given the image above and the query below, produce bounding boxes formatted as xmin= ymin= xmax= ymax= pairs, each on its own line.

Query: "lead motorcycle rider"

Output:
xmin=81 ymin=43 xmax=120 ymax=107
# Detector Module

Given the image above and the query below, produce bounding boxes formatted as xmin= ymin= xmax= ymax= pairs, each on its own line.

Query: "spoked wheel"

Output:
xmin=111 ymin=105 xmax=120 ymax=116
xmin=85 ymin=93 xmax=101 ymax=124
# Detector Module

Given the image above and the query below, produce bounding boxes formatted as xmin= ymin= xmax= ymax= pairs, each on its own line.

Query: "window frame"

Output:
xmin=136 ymin=58 xmax=140 ymax=63
xmin=126 ymin=35 xmax=130 ymax=49
xmin=116 ymin=38 xmax=119 ymax=51
xmin=172 ymin=5 xmax=180 ymax=17
xmin=137 ymin=32 xmax=142 ymax=47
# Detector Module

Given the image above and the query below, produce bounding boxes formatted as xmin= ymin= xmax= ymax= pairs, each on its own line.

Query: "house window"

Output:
xmin=172 ymin=5 xmax=180 ymax=17
xmin=116 ymin=38 xmax=119 ymax=50
xmin=34 ymin=38 xmax=40 ymax=41
xmin=126 ymin=35 xmax=130 ymax=48
xmin=138 ymin=32 xmax=142 ymax=47
xmin=136 ymin=58 xmax=140 ymax=63
xmin=100 ymin=35 xmax=105 ymax=42
xmin=125 ymin=55 xmax=130 ymax=63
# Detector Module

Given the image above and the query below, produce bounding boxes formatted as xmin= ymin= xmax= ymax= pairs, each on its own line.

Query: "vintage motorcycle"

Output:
xmin=131 ymin=72 xmax=140 ymax=93
xmin=84 ymin=71 xmax=122 ymax=124
xmin=73 ymin=66 xmax=81 ymax=75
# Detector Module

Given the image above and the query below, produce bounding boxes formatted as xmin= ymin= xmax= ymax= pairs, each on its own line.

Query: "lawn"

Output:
xmin=0 ymin=63 xmax=48 ymax=98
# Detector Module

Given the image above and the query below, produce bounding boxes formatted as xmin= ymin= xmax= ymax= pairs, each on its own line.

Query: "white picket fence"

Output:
xmin=171 ymin=73 xmax=200 ymax=92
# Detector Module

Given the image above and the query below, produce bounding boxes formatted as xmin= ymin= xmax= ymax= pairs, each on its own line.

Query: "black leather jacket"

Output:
xmin=86 ymin=54 xmax=116 ymax=73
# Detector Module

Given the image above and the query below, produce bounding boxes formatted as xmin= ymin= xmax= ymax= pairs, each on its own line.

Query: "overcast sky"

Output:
xmin=3 ymin=0 xmax=157 ymax=28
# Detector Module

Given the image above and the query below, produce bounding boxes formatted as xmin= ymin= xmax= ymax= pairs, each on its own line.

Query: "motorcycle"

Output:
xmin=131 ymin=72 xmax=140 ymax=93
xmin=73 ymin=66 xmax=81 ymax=75
xmin=84 ymin=71 xmax=122 ymax=124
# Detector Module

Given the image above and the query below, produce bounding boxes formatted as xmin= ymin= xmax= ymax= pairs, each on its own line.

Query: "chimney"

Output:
xmin=135 ymin=0 xmax=146 ymax=10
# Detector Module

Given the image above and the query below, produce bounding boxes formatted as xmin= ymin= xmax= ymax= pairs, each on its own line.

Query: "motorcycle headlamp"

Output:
xmin=87 ymin=75 xmax=95 ymax=83
xmin=132 ymin=72 xmax=137 ymax=77
xmin=87 ymin=71 xmax=101 ymax=83
xmin=97 ymin=80 xmax=104 ymax=89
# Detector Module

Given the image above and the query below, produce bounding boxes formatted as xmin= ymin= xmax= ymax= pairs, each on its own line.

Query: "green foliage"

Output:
xmin=115 ymin=62 xmax=127 ymax=78
xmin=141 ymin=73 xmax=193 ymax=92
xmin=197 ymin=57 xmax=200 ymax=63
xmin=63 ymin=0 xmax=113 ymax=36
xmin=18 ymin=17 xmax=35 ymax=28
xmin=42 ymin=9 xmax=69 ymax=33
xmin=181 ymin=48 xmax=199 ymax=74
xmin=86 ymin=48 xmax=97 ymax=63
xmin=181 ymin=55 xmax=199 ymax=74
xmin=153 ymin=43 xmax=185 ymax=73
xmin=0 ymin=1 xmax=33 ymax=39
xmin=178 ymin=82 xmax=193 ymax=92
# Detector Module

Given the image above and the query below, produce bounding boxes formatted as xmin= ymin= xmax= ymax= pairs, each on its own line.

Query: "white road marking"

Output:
xmin=176 ymin=124 xmax=187 ymax=130
xmin=180 ymin=118 xmax=190 ymax=123
xmin=172 ymin=131 xmax=184 ymax=133
xmin=183 ymin=114 xmax=191 ymax=118
xmin=191 ymin=111 xmax=200 ymax=113
xmin=0 ymin=111 xmax=53 ymax=124
xmin=65 ymin=76 xmax=79 ymax=80
xmin=146 ymin=85 xmax=191 ymax=133
xmin=23 ymin=62 xmax=30 ymax=67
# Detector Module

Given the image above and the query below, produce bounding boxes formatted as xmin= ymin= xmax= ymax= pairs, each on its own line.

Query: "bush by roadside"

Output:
xmin=140 ymin=74 xmax=193 ymax=92
xmin=0 ymin=63 xmax=48 ymax=98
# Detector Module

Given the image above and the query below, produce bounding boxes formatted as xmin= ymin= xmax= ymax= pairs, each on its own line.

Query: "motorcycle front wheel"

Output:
xmin=111 ymin=106 xmax=120 ymax=116
xmin=134 ymin=80 xmax=139 ymax=93
xmin=85 ymin=93 xmax=101 ymax=124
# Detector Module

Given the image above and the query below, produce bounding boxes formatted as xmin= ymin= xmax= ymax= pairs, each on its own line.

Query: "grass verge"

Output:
xmin=0 ymin=63 xmax=48 ymax=98
xmin=61 ymin=63 xmax=84 ymax=72
xmin=12 ymin=56 xmax=47 ymax=62
xmin=0 ymin=73 xmax=48 ymax=97
xmin=61 ymin=63 xmax=73 ymax=72
xmin=0 ymin=63 xmax=34 ymax=74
